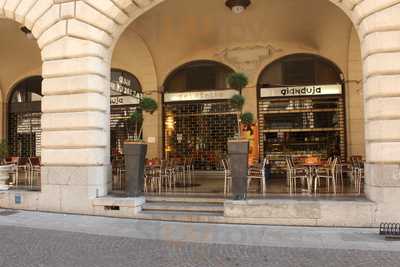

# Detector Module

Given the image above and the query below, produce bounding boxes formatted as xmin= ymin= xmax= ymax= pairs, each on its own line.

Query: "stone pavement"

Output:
xmin=0 ymin=209 xmax=399 ymax=267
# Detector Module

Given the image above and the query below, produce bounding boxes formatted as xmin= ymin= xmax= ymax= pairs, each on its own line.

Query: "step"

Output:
xmin=145 ymin=196 xmax=225 ymax=204
xmin=142 ymin=201 xmax=224 ymax=213
xmin=137 ymin=210 xmax=225 ymax=224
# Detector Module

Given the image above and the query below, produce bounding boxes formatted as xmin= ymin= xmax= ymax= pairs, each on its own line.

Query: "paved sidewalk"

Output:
xmin=0 ymin=209 xmax=399 ymax=266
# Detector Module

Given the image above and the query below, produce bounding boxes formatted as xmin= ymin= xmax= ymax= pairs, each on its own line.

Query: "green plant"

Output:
xmin=230 ymin=94 xmax=245 ymax=136
xmin=141 ymin=97 xmax=158 ymax=114
xmin=227 ymin=72 xmax=248 ymax=92
xmin=230 ymin=94 xmax=245 ymax=111
xmin=129 ymin=97 xmax=158 ymax=141
xmin=240 ymin=112 xmax=254 ymax=127
xmin=227 ymin=73 xmax=252 ymax=138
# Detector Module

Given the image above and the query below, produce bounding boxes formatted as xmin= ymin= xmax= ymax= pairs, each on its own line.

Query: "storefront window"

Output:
xmin=258 ymin=54 xmax=345 ymax=178
xmin=8 ymin=76 xmax=42 ymax=157
xmin=163 ymin=61 xmax=237 ymax=170
xmin=110 ymin=69 xmax=142 ymax=159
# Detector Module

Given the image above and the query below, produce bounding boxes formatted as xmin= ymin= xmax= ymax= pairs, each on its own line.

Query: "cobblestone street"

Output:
xmin=0 ymin=224 xmax=400 ymax=267
xmin=0 ymin=210 xmax=399 ymax=267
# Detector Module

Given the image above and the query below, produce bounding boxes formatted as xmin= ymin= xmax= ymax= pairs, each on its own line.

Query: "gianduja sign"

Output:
xmin=260 ymin=84 xmax=342 ymax=98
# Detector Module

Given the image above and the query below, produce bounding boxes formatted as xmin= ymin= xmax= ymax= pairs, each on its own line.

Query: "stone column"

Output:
xmin=358 ymin=2 xmax=400 ymax=223
xmin=38 ymin=9 xmax=112 ymax=212
xmin=242 ymin=85 xmax=258 ymax=117
xmin=142 ymin=91 xmax=162 ymax=159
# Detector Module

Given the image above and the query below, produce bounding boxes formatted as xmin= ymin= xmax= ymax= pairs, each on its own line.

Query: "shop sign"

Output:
xmin=110 ymin=73 xmax=142 ymax=99
xmin=260 ymin=84 xmax=342 ymax=98
xmin=164 ymin=89 xmax=239 ymax=103
xmin=110 ymin=96 xmax=140 ymax=106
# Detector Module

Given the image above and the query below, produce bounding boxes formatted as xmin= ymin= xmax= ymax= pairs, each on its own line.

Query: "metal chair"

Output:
xmin=17 ymin=158 xmax=30 ymax=187
xmin=6 ymin=157 xmax=18 ymax=186
xmin=28 ymin=157 xmax=41 ymax=188
xmin=112 ymin=159 xmax=126 ymax=191
xmin=286 ymin=157 xmax=309 ymax=194
xmin=315 ymin=157 xmax=338 ymax=194
xmin=247 ymin=157 xmax=267 ymax=194
xmin=222 ymin=158 xmax=232 ymax=195
xmin=144 ymin=166 xmax=162 ymax=193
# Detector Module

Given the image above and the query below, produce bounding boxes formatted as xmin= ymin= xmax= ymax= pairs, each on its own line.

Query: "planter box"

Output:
xmin=123 ymin=142 xmax=147 ymax=197
xmin=227 ymin=139 xmax=249 ymax=200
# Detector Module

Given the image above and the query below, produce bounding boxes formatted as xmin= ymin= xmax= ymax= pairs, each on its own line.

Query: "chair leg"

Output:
xmin=262 ymin=178 xmax=266 ymax=195
xmin=224 ymin=177 xmax=226 ymax=195
xmin=333 ymin=175 xmax=336 ymax=195
xmin=314 ymin=176 xmax=318 ymax=194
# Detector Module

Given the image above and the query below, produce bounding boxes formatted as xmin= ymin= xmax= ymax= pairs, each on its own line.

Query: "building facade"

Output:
xmin=0 ymin=0 xmax=399 ymax=226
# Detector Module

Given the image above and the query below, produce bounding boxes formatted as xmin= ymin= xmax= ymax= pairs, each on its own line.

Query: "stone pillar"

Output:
xmin=242 ymin=85 xmax=258 ymax=117
xmin=142 ymin=91 xmax=162 ymax=159
xmin=40 ymin=34 xmax=111 ymax=213
xmin=359 ymin=3 xmax=400 ymax=223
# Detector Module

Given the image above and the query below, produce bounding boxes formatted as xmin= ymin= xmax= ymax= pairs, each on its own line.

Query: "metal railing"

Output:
xmin=379 ymin=223 xmax=400 ymax=240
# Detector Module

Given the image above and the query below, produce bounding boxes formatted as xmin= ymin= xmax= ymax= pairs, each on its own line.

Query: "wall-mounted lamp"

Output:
xmin=225 ymin=0 xmax=251 ymax=14
xmin=20 ymin=26 xmax=34 ymax=40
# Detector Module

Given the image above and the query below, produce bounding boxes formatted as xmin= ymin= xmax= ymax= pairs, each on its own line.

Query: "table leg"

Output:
xmin=307 ymin=167 xmax=314 ymax=194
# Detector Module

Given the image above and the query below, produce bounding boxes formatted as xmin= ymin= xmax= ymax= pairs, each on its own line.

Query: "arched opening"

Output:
xmin=110 ymin=68 xmax=142 ymax=160
xmin=109 ymin=0 xmax=365 ymax=197
xmin=0 ymin=18 xmax=42 ymax=191
xmin=257 ymin=54 xmax=358 ymax=193
xmin=163 ymin=60 xmax=237 ymax=172
xmin=8 ymin=76 xmax=42 ymax=158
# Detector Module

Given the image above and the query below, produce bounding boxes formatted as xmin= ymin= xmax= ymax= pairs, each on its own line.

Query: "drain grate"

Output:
xmin=0 ymin=210 xmax=19 ymax=216
xmin=379 ymin=223 xmax=400 ymax=240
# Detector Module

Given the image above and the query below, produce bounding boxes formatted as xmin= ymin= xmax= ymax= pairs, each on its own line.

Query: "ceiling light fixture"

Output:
xmin=20 ymin=26 xmax=34 ymax=40
xmin=225 ymin=0 xmax=251 ymax=14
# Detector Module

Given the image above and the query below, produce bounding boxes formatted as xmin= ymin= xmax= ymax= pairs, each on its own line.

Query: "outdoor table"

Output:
xmin=302 ymin=161 xmax=325 ymax=193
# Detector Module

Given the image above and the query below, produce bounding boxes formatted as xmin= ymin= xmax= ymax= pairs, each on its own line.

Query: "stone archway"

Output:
xmin=103 ymin=0 xmax=400 ymax=222
xmin=0 ymin=1 xmax=111 ymax=213
xmin=1 ymin=1 xmax=399 ymax=224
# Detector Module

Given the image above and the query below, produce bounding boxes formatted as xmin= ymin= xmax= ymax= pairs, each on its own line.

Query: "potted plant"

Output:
xmin=123 ymin=97 xmax=158 ymax=197
xmin=227 ymin=72 xmax=248 ymax=94
xmin=0 ymin=140 xmax=12 ymax=190
xmin=226 ymin=72 xmax=254 ymax=200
